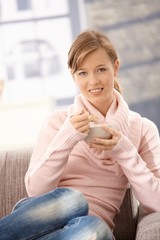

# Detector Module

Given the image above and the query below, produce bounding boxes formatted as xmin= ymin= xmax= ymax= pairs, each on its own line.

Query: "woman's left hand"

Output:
xmin=88 ymin=124 xmax=121 ymax=150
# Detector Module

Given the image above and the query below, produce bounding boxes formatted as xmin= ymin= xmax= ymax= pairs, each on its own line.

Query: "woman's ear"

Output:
xmin=114 ymin=59 xmax=120 ymax=77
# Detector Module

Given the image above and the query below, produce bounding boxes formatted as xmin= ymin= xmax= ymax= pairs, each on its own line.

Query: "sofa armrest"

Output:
xmin=0 ymin=147 xmax=32 ymax=218
xmin=136 ymin=212 xmax=160 ymax=240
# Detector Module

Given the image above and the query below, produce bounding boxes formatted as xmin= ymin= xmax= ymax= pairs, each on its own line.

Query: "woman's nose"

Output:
xmin=88 ymin=73 xmax=99 ymax=84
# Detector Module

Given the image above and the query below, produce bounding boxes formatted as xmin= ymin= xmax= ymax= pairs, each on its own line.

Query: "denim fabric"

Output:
xmin=0 ymin=188 xmax=113 ymax=240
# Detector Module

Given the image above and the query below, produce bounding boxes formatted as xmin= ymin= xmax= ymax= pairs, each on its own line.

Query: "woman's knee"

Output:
xmin=48 ymin=187 xmax=89 ymax=216
xmin=83 ymin=215 xmax=113 ymax=240
xmin=21 ymin=188 xmax=88 ymax=223
xmin=10 ymin=188 xmax=88 ymax=229
xmin=66 ymin=215 xmax=113 ymax=240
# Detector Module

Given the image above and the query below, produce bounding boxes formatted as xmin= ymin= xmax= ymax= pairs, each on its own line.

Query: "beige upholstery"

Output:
xmin=0 ymin=148 xmax=159 ymax=240
xmin=0 ymin=148 xmax=31 ymax=217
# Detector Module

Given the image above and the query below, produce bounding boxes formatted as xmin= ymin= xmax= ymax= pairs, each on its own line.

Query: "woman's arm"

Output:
xmin=25 ymin=111 xmax=85 ymax=197
xmin=109 ymin=118 xmax=160 ymax=212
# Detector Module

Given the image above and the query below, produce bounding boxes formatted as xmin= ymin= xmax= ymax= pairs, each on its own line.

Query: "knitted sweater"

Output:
xmin=25 ymin=90 xmax=160 ymax=229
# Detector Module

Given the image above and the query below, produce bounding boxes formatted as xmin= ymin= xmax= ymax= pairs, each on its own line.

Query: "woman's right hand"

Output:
xmin=70 ymin=109 xmax=98 ymax=134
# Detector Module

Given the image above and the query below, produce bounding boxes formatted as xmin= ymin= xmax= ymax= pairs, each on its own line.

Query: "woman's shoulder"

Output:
xmin=43 ymin=109 xmax=67 ymax=128
xmin=141 ymin=117 xmax=159 ymax=137
xmin=129 ymin=109 xmax=159 ymax=136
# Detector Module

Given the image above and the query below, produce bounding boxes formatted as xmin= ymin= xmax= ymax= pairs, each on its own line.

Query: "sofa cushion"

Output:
xmin=136 ymin=212 xmax=160 ymax=240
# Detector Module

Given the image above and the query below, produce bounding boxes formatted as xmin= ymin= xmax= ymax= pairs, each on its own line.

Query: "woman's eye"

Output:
xmin=98 ymin=67 xmax=107 ymax=72
xmin=78 ymin=71 xmax=87 ymax=77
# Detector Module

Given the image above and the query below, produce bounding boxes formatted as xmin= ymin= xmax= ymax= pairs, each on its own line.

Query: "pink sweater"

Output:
xmin=25 ymin=90 xmax=160 ymax=229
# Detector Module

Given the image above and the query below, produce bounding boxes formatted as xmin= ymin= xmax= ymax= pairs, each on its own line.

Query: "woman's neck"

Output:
xmin=93 ymin=95 xmax=114 ymax=117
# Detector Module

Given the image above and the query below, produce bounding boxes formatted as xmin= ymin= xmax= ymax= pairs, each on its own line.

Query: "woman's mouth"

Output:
xmin=89 ymin=88 xmax=103 ymax=94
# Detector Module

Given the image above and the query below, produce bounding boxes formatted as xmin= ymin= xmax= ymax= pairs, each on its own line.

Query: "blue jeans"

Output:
xmin=0 ymin=188 xmax=114 ymax=240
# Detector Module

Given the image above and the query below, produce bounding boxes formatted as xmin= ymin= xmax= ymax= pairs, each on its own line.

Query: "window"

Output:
xmin=6 ymin=40 xmax=61 ymax=79
xmin=16 ymin=0 xmax=31 ymax=11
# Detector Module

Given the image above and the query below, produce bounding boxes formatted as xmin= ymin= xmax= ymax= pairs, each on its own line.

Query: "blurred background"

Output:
xmin=0 ymin=0 xmax=160 ymax=150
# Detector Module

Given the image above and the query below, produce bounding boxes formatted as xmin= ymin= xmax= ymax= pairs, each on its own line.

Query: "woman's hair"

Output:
xmin=68 ymin=30 xmax=121 ymax=94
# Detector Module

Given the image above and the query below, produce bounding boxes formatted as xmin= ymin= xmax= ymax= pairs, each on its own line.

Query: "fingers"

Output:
xmin=76 ymin=110 xmax=99 ymax=123
xmin=71 ymin=110 xmax=90 ymax=127
xmin=101 ymin=124 xmax=118 ymax=135
xmin=100 ymin=124 xmax=121 ymax=140
xmin=88 ymin=125 xmax=121 ymax=150
xmin=75 ymin=110 xmax=90 ymax=133
xmin=70 ymin=109 xmax=99 ymax=133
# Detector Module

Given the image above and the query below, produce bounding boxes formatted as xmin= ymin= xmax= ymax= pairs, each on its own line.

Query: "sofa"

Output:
xmin=0 ymin=147 xmax=160 ymax=240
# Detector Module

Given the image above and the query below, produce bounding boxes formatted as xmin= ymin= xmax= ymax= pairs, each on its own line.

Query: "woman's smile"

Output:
xmin=89 ymin=88 xmax=103 ymax=95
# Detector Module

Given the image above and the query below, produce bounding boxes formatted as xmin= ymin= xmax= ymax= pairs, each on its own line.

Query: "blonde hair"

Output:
xmin=68 ymin=30 xmax=121 ymax=94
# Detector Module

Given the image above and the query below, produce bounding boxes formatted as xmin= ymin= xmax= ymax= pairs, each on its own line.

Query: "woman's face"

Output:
xmin=73 ymin=48 xmax=119 ymax=113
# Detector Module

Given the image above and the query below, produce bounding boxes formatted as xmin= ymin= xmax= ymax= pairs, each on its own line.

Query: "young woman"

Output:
xmin=0 ymin=30 xmax=160 ymax=240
